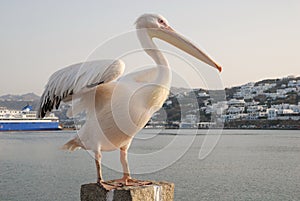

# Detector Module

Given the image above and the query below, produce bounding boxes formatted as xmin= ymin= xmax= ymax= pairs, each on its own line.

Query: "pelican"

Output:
xmin=37 ymin=14 xmax=222 ymax=187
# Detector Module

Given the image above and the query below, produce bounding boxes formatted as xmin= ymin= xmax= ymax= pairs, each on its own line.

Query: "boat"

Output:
xmin=0 ymin=105 xmax=61 ymax=131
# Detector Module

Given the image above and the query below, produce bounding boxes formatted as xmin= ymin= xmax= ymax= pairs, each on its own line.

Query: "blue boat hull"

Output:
xmin=0 ymin=122 xmax=61 ymax=131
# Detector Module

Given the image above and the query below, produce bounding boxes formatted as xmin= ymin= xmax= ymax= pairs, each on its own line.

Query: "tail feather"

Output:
xmin=61 ymin=137 xmax=84 ymax=151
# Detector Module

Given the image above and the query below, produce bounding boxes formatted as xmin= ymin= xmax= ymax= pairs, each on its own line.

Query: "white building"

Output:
xmin=180 ymin=114 xmax=198 ymax=128
xmin=198 ymin=92 xmax=210 ymax=98
xmin=227 ymin=106 xmax=244 ymax=114
xmin=288 ymin=80 xmax=297 ymax=87
xmin=267 ymin=108 xmax=278 ymax=120
xmin=247 ymin=105 xmax=264 ymax=113
xmin=228 ymin=99 xmax=245 ymax=107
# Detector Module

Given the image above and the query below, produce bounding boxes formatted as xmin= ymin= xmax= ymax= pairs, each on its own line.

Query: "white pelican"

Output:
xmin=37 ymin=14 xmax=221 ymax=187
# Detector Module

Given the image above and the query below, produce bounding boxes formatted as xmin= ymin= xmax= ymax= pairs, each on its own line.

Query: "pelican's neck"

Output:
xmin=137 ymin=29 xmax=171 ymax=87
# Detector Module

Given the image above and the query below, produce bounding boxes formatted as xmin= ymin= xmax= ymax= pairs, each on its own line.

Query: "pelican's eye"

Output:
xmin=158 ymin=19 xmax=167 ymax=27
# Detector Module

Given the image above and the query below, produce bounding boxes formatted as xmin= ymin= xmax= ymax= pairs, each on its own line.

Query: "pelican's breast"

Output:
xmin=87 ymin=81 xmax=169 ymax=151
xmin=94 ymin=83 xmax=132 ymax=150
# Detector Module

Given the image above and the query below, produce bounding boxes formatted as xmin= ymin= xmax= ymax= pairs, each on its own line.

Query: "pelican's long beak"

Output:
xmin=148 ymin=27 xmax=222 ymax=72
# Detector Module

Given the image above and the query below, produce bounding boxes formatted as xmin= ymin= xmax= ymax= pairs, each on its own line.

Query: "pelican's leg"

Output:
xmin=103 ymin=145 xmax=152 ymax=187
xmin=120 ymin=146 xmax=131 ymax=185
xmin=107 ymin=145 xmax=132 ymax=185
xmin=95 ymin=152 xmax=102 ymax=183
xmin=110 ymin=145 xmax=151 ymax=186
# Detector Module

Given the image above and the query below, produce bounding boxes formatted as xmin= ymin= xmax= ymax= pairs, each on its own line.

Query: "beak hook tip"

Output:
xmin=216 ymin=64 xmax=222 ymax=72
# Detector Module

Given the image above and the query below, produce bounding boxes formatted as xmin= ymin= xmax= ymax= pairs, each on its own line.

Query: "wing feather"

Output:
xmin=37 ymin=59 xmax=125 ymax=118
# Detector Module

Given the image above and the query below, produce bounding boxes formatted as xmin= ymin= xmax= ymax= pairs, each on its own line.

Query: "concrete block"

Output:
xmin=80 ymin=181 xmax=174 ymax=201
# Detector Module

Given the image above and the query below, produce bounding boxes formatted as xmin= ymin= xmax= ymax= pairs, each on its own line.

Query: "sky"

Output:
xmin=0 ymin=0 xmax=300 ymax=95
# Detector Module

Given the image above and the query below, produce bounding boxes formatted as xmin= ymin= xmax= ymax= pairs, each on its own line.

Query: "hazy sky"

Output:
xmin=1 ymin=0 xmax=299 ymax=95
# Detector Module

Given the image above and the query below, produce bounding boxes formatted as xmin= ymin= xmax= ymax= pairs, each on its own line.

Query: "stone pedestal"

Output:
xmin=80 ymin=181 xmax=174 ymax=201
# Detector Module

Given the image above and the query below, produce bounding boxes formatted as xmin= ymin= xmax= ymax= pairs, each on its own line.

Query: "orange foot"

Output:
xmin=101 ymin=176 xmax=152 ymax=190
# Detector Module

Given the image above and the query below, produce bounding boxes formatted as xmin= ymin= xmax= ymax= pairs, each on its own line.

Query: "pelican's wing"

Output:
xmin=37 ymin=59 xmax=125 ymax=118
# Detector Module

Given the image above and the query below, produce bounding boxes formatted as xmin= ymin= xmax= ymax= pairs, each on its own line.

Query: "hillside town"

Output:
xmin=220 ymin=77 xmax=300 ymax=121
xmin=148 ymin=76 xmax=300 ymax=129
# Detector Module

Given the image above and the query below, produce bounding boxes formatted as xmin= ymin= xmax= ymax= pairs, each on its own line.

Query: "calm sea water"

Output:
xmin=1 ymin=129 xmax=300 ymax=201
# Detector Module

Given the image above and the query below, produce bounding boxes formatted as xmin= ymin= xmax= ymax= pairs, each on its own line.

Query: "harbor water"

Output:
xmin=1 ymin=129 xmax=300 ymax=201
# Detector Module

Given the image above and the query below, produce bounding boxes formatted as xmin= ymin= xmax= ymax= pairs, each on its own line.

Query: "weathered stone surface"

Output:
xmin=80 ymin=181 xmax=174 ymax=201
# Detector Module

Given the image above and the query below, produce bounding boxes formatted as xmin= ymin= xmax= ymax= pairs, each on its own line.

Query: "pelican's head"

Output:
xmin=135 ymin=14 xmax=170 ymax=29
xmin=135 ymin=14 xmax=222 ymax=72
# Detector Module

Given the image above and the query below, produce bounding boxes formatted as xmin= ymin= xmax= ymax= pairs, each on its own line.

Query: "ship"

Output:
xmin=0 ymin=105 xmax=61 ymax=131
